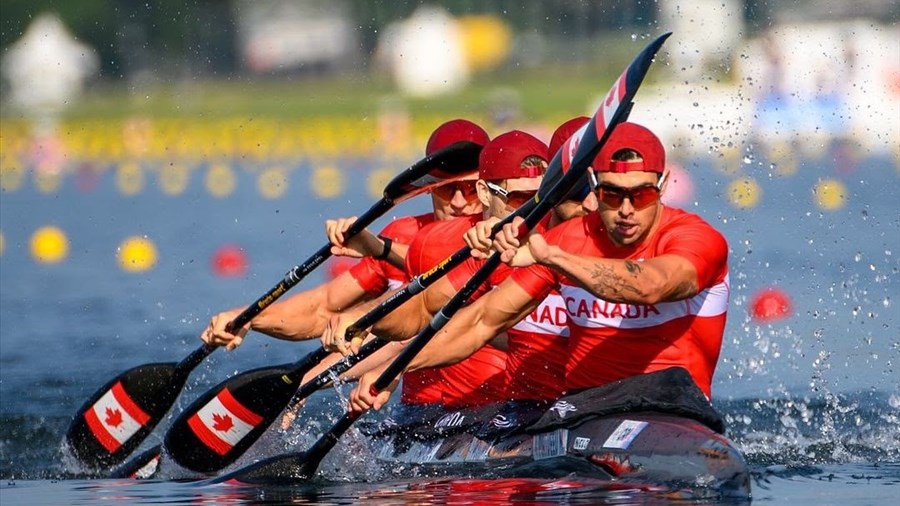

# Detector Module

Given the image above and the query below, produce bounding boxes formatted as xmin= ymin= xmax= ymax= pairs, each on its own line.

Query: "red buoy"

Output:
xmin=749 ymin=287 xmax=793 ymax=322
xmin=212 ymin=245 xmax=248 ymax=277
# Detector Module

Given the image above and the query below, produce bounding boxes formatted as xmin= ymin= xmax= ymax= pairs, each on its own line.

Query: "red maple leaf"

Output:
xmin=105 ymin=407 xmax=123 ymax=427
xmin=212 ymin=412 xmax=234 ymax=432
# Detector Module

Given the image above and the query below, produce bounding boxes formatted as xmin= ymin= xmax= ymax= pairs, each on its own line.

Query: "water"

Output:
xmin=1 ymin=152 xmax=898 ymax=504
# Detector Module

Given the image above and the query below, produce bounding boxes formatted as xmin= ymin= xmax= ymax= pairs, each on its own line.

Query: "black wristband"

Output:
xmin=375 ymin=235 xmax=393 ymax=260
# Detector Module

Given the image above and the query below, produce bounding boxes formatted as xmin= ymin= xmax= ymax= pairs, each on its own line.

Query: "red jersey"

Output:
xmin=403 ymin=215 xmax=508 ymax=407
xmin=348 ymin=213 xmax=435 ymax=295
xmin=446 ymin=218 xmax=568 ymax=402
xmin=510 ymin=207 xmax=729 ymax=397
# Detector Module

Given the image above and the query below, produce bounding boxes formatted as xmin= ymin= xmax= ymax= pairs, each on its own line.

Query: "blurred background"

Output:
xmin=0 ymin=1 xmax=898 ymax=404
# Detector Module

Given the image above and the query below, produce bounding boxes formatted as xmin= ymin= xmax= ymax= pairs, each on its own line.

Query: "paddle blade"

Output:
xmin=107 ymin=444 xmax=162 ymax=479
xmin=384 ymin=141 xmax=482 ymax=203
xmin=164 ymin=364 xmax=302 ymax=473
xmin=65 ymin=362 xmax=183 ymax=471
xmin=209 ymin=450 xmax=317 ymax=485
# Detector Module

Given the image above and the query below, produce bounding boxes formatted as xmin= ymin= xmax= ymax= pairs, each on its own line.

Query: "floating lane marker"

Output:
xmin=813 ymin=178 xmax=847 ymax=211
xmin=116 ymin=161 xmax=144 ymax=196
xmin=311 ymin=165 xmax=344 ymax=199
xmin=30 ymin=226 xmax=69 ymax=263
xmin=258 ymin=167 xmax=288 ymax=200
xmin=159 ymin=163 xmax=190 ymax=196
xmin=750 ymin=286 xmax=793 ymax=322
xmin=118 ymin=236 xmax=158 ymax=272
xmin=206 ymin=163 xmax=236 ymax=198
xmin=727 ymin=177 xmax=761 ymax=209
xmin=367 ymin=168 xmax=394 ymax=199
xmin=0 ymin=162 xmax=24 ymax=192
xmin=211 ymin=244 xmax=247 ymax=277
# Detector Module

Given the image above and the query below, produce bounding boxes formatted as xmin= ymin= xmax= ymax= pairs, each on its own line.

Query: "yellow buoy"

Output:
xmin=159 ymin=163 xmax=190 ymax=196
xmin=310 ymin=165 xmax=344 ymax=199
xmin=727 ymin=177 xmax=761 ymax=209
xmin=206 ymin=163 xmax=236 ymax=198
xmin=118 ymin=236 xmax=158 ymax=272
xmin=366 ymin=168 xmax=394 ymax=199
xmin=813 ymin=179 xmax=847 ymax=211
xmin=0 ymin=230 xmax=5 ymax=256
xmin=258 ymin=167 xmax=288 ymax=199
xmin=116 ymin=161 xmax=145 ymax=196
xmin=1 ymin=162 xmax=25 ymax=192
xmin=30 ymin=226 xmax=69 ymax=263
xmin=34 ymin=171 xmax=63 ymax=194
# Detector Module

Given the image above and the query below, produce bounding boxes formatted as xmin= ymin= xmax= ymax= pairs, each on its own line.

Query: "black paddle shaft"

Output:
xmin=214 ymin=33 xmax=670 ymax=484
xmin=65 ymin=141 xmax=482 ymax=472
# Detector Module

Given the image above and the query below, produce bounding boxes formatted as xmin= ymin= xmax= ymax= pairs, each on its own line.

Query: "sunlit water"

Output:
xmin=1 ymin=152 xmax=898 ymax=504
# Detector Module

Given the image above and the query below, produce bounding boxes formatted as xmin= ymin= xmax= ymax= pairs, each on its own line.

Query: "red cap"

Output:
xmin=426 ymin=119 xmax=491 ymax=156
xmin=478 ymin=130 xmax=547 ymax=181
xmin=594 ymin=122 xmax=665 ymax=173
xmin=549 ymin=116 xmax=589 ymax=159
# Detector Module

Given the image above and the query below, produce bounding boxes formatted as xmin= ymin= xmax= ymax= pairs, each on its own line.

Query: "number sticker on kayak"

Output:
xmin=533 ymin=429 xmax=568 ymax=460
xmin=602 ymin=420 xmax=648 ymax=449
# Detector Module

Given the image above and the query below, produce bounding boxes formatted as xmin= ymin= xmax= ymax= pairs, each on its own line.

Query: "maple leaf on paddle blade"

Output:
xmin=212 ymin=413 xmax=234 ymax=432
xmin=105 ymin=407 xmax=123 ymax=427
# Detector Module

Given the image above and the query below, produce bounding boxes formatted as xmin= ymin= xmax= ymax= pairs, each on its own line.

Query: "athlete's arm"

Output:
xmin=202 ymin=270 xmax=372 ymax=349
xmin=497 ymin=217 xmax=702 ymax=305
xmin=540 ymin=240 xmax=700 ymax=304
xmin=320 ymin=275 xmax=458 ymax=355
xmin=348 ymin=279 xmax=538 ymax=412
xmin=409 ymin=279 xmax=539 ymax=369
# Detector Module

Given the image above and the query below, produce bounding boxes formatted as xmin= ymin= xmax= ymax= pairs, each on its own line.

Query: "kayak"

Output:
xmin=110 ymin=367 xmax=751 ymax=500
xmin=365 ymin=367 xmax=752 ymax=500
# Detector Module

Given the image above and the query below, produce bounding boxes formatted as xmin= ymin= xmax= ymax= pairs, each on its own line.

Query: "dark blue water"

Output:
xmin=1 ymin=150 xmax=898 ymax=504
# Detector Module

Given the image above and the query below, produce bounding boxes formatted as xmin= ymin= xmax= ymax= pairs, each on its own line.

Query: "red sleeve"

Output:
xmin=378 ymin=213 xmax=433 ymax=243
xmin=508 ymin=219 xmax=567 ymax=299
xmin=405 ymin=215 xmax=478 ymax=276
xmin=348 ymin=257 xmax=390 ymax=295
xmin=656 ymin=214 xmax=729 ymax=289
xmin=346 ymin=214 xmax=430 ymax=295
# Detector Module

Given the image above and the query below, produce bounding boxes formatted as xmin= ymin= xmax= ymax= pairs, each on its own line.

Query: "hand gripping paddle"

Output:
xmin=64 ymin=141 xmax=484 ymax=472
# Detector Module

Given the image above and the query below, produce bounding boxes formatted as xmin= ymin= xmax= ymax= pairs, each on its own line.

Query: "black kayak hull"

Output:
xmin=371 ymin=410 xmax=751 ymax=499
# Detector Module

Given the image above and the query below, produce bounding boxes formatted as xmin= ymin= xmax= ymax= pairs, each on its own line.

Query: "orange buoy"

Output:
xmin=749 ymin=287 xmax=793 ymax=322
xmin=212 ymin=245 xmax=248 ymax=277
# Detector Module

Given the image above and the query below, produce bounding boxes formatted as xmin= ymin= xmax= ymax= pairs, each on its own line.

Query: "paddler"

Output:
xmin=323 ymin=117 xmax=598 ymax=407
xmin=199 ymin=119 xmax=487 ymax=351
xmin=322 ymin=129 xmax=551 ymax=409
xmin=341 ymin=122 xmax=730 ymax=411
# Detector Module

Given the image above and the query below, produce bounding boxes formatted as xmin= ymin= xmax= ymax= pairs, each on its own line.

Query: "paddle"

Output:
xmin=162 ymin=200 xmax=538 ymax=473
xmin=164 ymin=116 xmax=592 ymax=473
xmin=211 ymin=32 xmax=671 ymax=485
xmin=64 ymin=141 xmax=483 ymax=472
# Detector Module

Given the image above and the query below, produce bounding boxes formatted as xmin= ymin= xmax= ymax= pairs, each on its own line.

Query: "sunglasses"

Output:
xmin=486 ymin=181 xmax=537 ymax=209
xmin=596 ymin=182 xmax=661 ymax=210
xmin=431 ymin=181 xmax=479 ymax=202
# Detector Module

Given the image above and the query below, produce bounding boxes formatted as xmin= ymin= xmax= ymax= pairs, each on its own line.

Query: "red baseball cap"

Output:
xmin=549 ymin=116 xmax=589 ymax=159
xmin=426 ymin=119 xmax=491 ymax=156
xmin=478 ymin=130 xmax=547 ymax=182
xmin=594 ymin=122 xmax=665 ymax=173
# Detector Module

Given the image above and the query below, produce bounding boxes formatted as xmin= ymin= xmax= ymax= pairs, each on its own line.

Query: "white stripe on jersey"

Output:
xmin=559 ymin=274 xmax=729 ymax=329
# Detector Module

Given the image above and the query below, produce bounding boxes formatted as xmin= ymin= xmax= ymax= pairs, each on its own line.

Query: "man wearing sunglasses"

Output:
xmin=323 ymin=129 xmax=549 ymax=409
xmin=200 ymin=119 xmax=487 ymax=352
xmin=349 ymin=122 xmax=729 ymax=412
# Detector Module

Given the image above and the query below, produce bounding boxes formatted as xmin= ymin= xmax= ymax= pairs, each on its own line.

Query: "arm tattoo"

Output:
xmin=585 ymin=262 xmax=641 ymax=299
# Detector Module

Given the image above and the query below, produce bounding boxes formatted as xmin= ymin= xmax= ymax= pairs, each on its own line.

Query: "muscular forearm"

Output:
xmin=406 ymin=301 xmax=506 ymax=371
xmin=249 ymin=290 xmax=333 ymax=341
xmin=370 ymin=293 xmax=433 ymax=341
xmin=370 ymin=277 xmax=457 ymax=341
xmin=541 ymin=246 xmax=697 ymax=304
